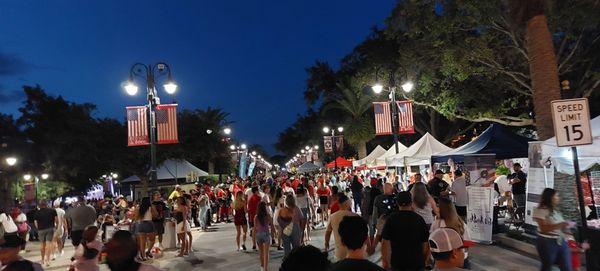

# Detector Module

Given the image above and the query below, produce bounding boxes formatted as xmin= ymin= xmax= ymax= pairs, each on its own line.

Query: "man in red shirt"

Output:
xmin=247 ymin=186 xmax=262 ymax=250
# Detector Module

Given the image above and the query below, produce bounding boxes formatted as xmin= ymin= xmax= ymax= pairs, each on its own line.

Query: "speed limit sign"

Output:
xmin=551 ymin=98 xmax=593 ymax=147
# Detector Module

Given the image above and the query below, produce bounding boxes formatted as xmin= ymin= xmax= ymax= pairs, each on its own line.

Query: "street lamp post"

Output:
xmin=124 ymin=63 xmax=177 ymax=189
xmin=323 ymin=126 xmax=344 ymax=170
xmin=230 ymin=144 xmax=247 ymax=177
xmin=24 ymin=173 xmax=49 ymax=205
xmin=372 ymin=70 xmax=413 ymax=154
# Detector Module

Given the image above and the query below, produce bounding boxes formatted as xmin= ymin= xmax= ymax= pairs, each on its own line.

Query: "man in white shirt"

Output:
xmin=0 ymin=212 xmax=18 ymax=234
xmin=450 ymin=170 xmax=468 ymax=221
xmin=324 ymin=194 xmax=358 ymax=262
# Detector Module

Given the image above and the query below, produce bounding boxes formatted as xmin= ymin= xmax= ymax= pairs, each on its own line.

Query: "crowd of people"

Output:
xmin=0 ymin=162 xmax=583 ymax=271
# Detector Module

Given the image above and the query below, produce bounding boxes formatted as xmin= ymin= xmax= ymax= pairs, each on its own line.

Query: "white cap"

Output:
xmin=428 ymin=228 xmax=472 ymax=253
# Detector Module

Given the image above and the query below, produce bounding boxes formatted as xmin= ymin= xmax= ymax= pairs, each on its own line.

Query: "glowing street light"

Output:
xmin=223 ymin=127 xmax=232 ymax=135
xmin=230 ymin=145 xmax=236 ymax=150
xmin=371 ymin=83 xmax=384 ymax=94
xmin=322 ymin=127 xmax=330 ymax=134
xmin=124 ymin=81 xmax=139 ymax=96
xmin=240 ymin=144 xmax=247 ymax=150
xmin=401 ymin=81 xmax=414 ymax=93
xmin=5 ymin=157 xmax=17 ymax=166
xmin=23 ymin=174 xmax=32 ymax=181
xmin=41 ymin=173 xmax=49 ymax=180
xmin=163 ymin=81 xmax=178 ymax=94
xmin=337 ymin=127 xmax=344 ymax=133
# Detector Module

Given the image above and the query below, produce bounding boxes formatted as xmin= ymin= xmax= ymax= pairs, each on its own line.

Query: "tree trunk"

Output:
xmin=429 ymin=109 xmax=439 ymax=139
xmin=357 ymin=141 xmax=368 ymax=159
xmin=526 ymin=15 xmax=562 ymax=140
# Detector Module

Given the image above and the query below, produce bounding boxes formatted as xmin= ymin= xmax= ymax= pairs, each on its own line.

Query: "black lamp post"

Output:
xmin=124 ymin=62 xmax=177 ymax=189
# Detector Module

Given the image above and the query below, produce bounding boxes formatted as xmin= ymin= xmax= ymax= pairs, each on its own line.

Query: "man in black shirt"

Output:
xmin=382 ymin=191 xmax=429 ymax=271
xmin=34 ymin=201 xmax=57 ymax=266
xmin=152 ymin=191 xmax=168 ymax=248
xmin=509 ymin=163 xmax=527 ymax=220
xmin=330 ymin=216 xmax=385 ymax=271
xmin=427 ymin=170 xmax=449 ymax=202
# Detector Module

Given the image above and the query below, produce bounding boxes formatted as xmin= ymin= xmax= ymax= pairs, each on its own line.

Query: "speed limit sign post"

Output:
xmin=551 ymin=98 xmax=593 ymax=251
xmin=551 ymin=98 xmax=593 ymax=147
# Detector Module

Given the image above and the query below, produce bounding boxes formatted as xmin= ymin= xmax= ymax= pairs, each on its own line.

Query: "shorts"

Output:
xmin=256 ymin=232 xmax=271 ymax=245
xmin=71 ymin=230 xmax=83 ymax=247
xmin=177 ymin=221 xmax=190 ymax=234
xmin=319 ymin=196 xmax=328 ymax=205
xmin=137 ymin=221 xmax=155 ymax=234
xmin=153 ymin=221 xmax=165 ymax=235
xmin=513 ymin=194 xmax=526 ymax=208
xmin=54 ymin=227 xmax=65 ymax=240
xmin=38 ymin=228 xmax=54 ymax=242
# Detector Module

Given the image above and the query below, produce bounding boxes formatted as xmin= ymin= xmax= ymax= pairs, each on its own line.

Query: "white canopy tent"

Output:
xmin=541 ymin=116 xmax=600 ymax=174
xmin=353 ymin=145 xmax=387 ymax=168
xmin=155 ymin=159 xmax=209 ymax=180
xmin=373 ymin=142 xmax=408 ymax=168
xmin=296 ymin=162 xmax=321 ymax=173
xmin=386 ymin=133 xmax=453 ymax=167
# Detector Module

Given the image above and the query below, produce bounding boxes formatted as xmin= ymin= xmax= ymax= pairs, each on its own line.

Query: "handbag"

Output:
xmin=283 ymin=223 xmax=294 ymax=236
xmin=17 ymin=222 xmax=28 ymax=234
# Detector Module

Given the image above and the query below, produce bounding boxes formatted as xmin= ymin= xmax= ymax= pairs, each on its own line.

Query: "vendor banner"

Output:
xmin=525 ymin=141 xmax=555 ymax=225
xmin=467 ymin=186 xmax=494 ymax=243
xmin=464 ymin=154 xmax=496 ymax=187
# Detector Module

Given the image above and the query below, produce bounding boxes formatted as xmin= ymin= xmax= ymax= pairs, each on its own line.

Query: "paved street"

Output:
xmin=21 ymin=223 xmax=541 ymax=271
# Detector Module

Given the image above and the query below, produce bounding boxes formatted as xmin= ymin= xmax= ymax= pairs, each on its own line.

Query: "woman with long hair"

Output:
xmin=135 ymin=197 xmax=157 ymax=261
xmin=411 ymin=182 xmax=439 ymax=229
xmin=277 ymin=194 xmax=306 ymax=257
xmin=175 ymin=197 xmax=190 ymax=257
xmin=431 ymin=197 xmax=471 ymax=268
xmin=273 ymin=187 xmax=285 ymax=250
xmin=254 ymin=202 xmax=275 ymax=271
xmin=533 ymin=188 xmax=573 ymax=271
xmin=232 ymin=191 xmax=248 ymax=251
xmin=184 ymin=194 xmax=194 ymax=254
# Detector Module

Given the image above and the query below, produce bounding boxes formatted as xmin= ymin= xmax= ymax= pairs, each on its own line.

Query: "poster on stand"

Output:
xmin=467 ymin=186 xmax=494 ymax=243
xmin=464 ymin=154 xmax=496 ymax=187
xmin=525 ymin=141 xmax=554 ymax=225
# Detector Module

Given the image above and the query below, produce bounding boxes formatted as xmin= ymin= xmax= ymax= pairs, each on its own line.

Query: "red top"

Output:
xmin=291 ymin=179 xmax=301 ymax=191
xmin=330 ymin=202 xmax=340 ymax=214
xmin=247 ymin=194 xmax=261 ymax=222
xmin=307 ymin=184 xmax=315 ymax=198
xmin=317 ymin=187 xmax=331 ymax=197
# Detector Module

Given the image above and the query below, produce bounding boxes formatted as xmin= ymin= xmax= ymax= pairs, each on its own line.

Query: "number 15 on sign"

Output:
xmin=551 ymin=98 xmax=593 ymax=147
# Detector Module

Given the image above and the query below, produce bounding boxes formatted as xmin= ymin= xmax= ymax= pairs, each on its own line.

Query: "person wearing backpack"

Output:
xmin=0 ymin=208 xmax=19 ymax=245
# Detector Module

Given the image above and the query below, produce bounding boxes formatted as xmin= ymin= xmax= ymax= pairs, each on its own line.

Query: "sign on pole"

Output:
xmin=551 ymin=98 xmax=593 ymax=147
xmin=323 ymin=136 xmax=333 ymax=153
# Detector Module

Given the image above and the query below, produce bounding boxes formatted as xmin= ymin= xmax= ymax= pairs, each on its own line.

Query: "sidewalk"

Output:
xmin=19 ymin=223 xmax=542 ymax=271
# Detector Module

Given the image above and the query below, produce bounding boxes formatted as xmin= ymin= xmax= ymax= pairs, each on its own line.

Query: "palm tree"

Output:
xmin=509 ymin=0 xmax=561 ymax=140
xmin=322 ymin=79 xmax=375 ymax=158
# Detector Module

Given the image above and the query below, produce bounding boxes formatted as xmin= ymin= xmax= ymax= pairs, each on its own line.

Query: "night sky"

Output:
xmin=0 ymin=1 xmax=395 ymax=154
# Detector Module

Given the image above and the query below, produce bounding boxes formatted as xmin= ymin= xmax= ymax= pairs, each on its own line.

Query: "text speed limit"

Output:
xmin=551 ymin=98 xmax=593 ymax=147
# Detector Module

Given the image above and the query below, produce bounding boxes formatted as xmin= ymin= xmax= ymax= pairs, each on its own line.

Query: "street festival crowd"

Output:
xmin=0 ymin=165 xmax=584 ymax=271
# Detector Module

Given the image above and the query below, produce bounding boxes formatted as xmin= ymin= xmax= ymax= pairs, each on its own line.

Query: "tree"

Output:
xmin=322 ymin=79 xmax=375 ymax=158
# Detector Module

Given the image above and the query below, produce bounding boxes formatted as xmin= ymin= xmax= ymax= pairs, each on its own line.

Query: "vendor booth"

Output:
xmin=326 ymin=157 xmax=353 ymax=168
xmin=386 ymin=133 xmax=453 ymax=167
xmin=296 ymin=162 xmax=321 ymax=174
xmin=432 ymin=124 xmax=530 ymax=163
xmin=353 ymin=145 xmax=387 ymax=169
xmin=373 ymin=142 xmax=408 ymax=168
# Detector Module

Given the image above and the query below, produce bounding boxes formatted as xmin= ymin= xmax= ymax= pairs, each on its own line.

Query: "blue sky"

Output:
xmin=0 ymin=0 xmax=395 ymax=154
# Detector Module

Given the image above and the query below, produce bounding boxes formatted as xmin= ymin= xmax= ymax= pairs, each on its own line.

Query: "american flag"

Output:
xmin=396 ymin=100 xmax=415 ymax=134
xmin=373 ymin=102 xmax=392 ymax=135
xmin=156 ymin=104 xmax=179 ymax=144
xmin=126 ymin=106 xmax=149 ymax=146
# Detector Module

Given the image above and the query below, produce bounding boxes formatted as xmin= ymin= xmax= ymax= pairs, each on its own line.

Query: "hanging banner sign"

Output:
xmin=466 ymin=186 xmax=494 ymax=244
xmin=324 ymin=136 xmax=333 ymax=153
xmin=335 ymin=136 xmax=344 ymax=153
xmin=396 ymin=100 xmax=415 ymax=134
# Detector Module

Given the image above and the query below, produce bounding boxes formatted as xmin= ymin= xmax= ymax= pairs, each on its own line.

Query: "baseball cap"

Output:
xmin=0 ymin=235 xmax=25 ymax=250
xmin=435 ymin=169 xmax=444 ymax=175
xmin=395 ymin=191 xmax=412 ymax=206
xmin=428 ymin=228 xmax=474 ymax=253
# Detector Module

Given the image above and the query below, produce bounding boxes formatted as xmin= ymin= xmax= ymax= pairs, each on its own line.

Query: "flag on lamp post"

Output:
xmin=373 ymin=102 xmax=392 ymax=135
xmin=323 ymin=136 xmax=333 ymax=153
xmin=156 ymin=104 xmax=179 ymax=144
xmin=126 ymin=106 xmax=149 ymax=146
xmin=396 ymin=100 xmax=415 ymax=134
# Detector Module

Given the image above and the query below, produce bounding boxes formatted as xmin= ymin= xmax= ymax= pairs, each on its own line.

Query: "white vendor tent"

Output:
xmin=296 ymin=162 xmax=321 ymax=173
xmin=155 ymin=159 xmax=209 ymax=180
xmin=386 ymin=133 xmax=453 ymax=167
xmin=541 ymin=115 xmax=600 ymax=174
xmin=353 ymin=145 xmax=387 ymax=168
xmin=373 ymin=142 xmax=408 ymax=168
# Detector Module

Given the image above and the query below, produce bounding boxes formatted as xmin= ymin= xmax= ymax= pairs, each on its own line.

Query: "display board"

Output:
xmin=467 ymin=186 xmax=495 ymax=243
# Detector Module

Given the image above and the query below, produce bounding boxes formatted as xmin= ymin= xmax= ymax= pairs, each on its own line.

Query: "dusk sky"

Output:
xmin=0 ymin=1 xmax=395 ymax=155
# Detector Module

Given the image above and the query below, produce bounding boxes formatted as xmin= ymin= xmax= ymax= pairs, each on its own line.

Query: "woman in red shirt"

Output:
xmin=316 ymin=184 xmax=331 ymax=225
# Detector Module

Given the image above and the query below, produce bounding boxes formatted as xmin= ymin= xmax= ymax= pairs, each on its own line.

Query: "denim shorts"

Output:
xmin=256 ymin=232 xmax=271 ymax=245
xmin=38 ymin=228 xmax=54 ymax=242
